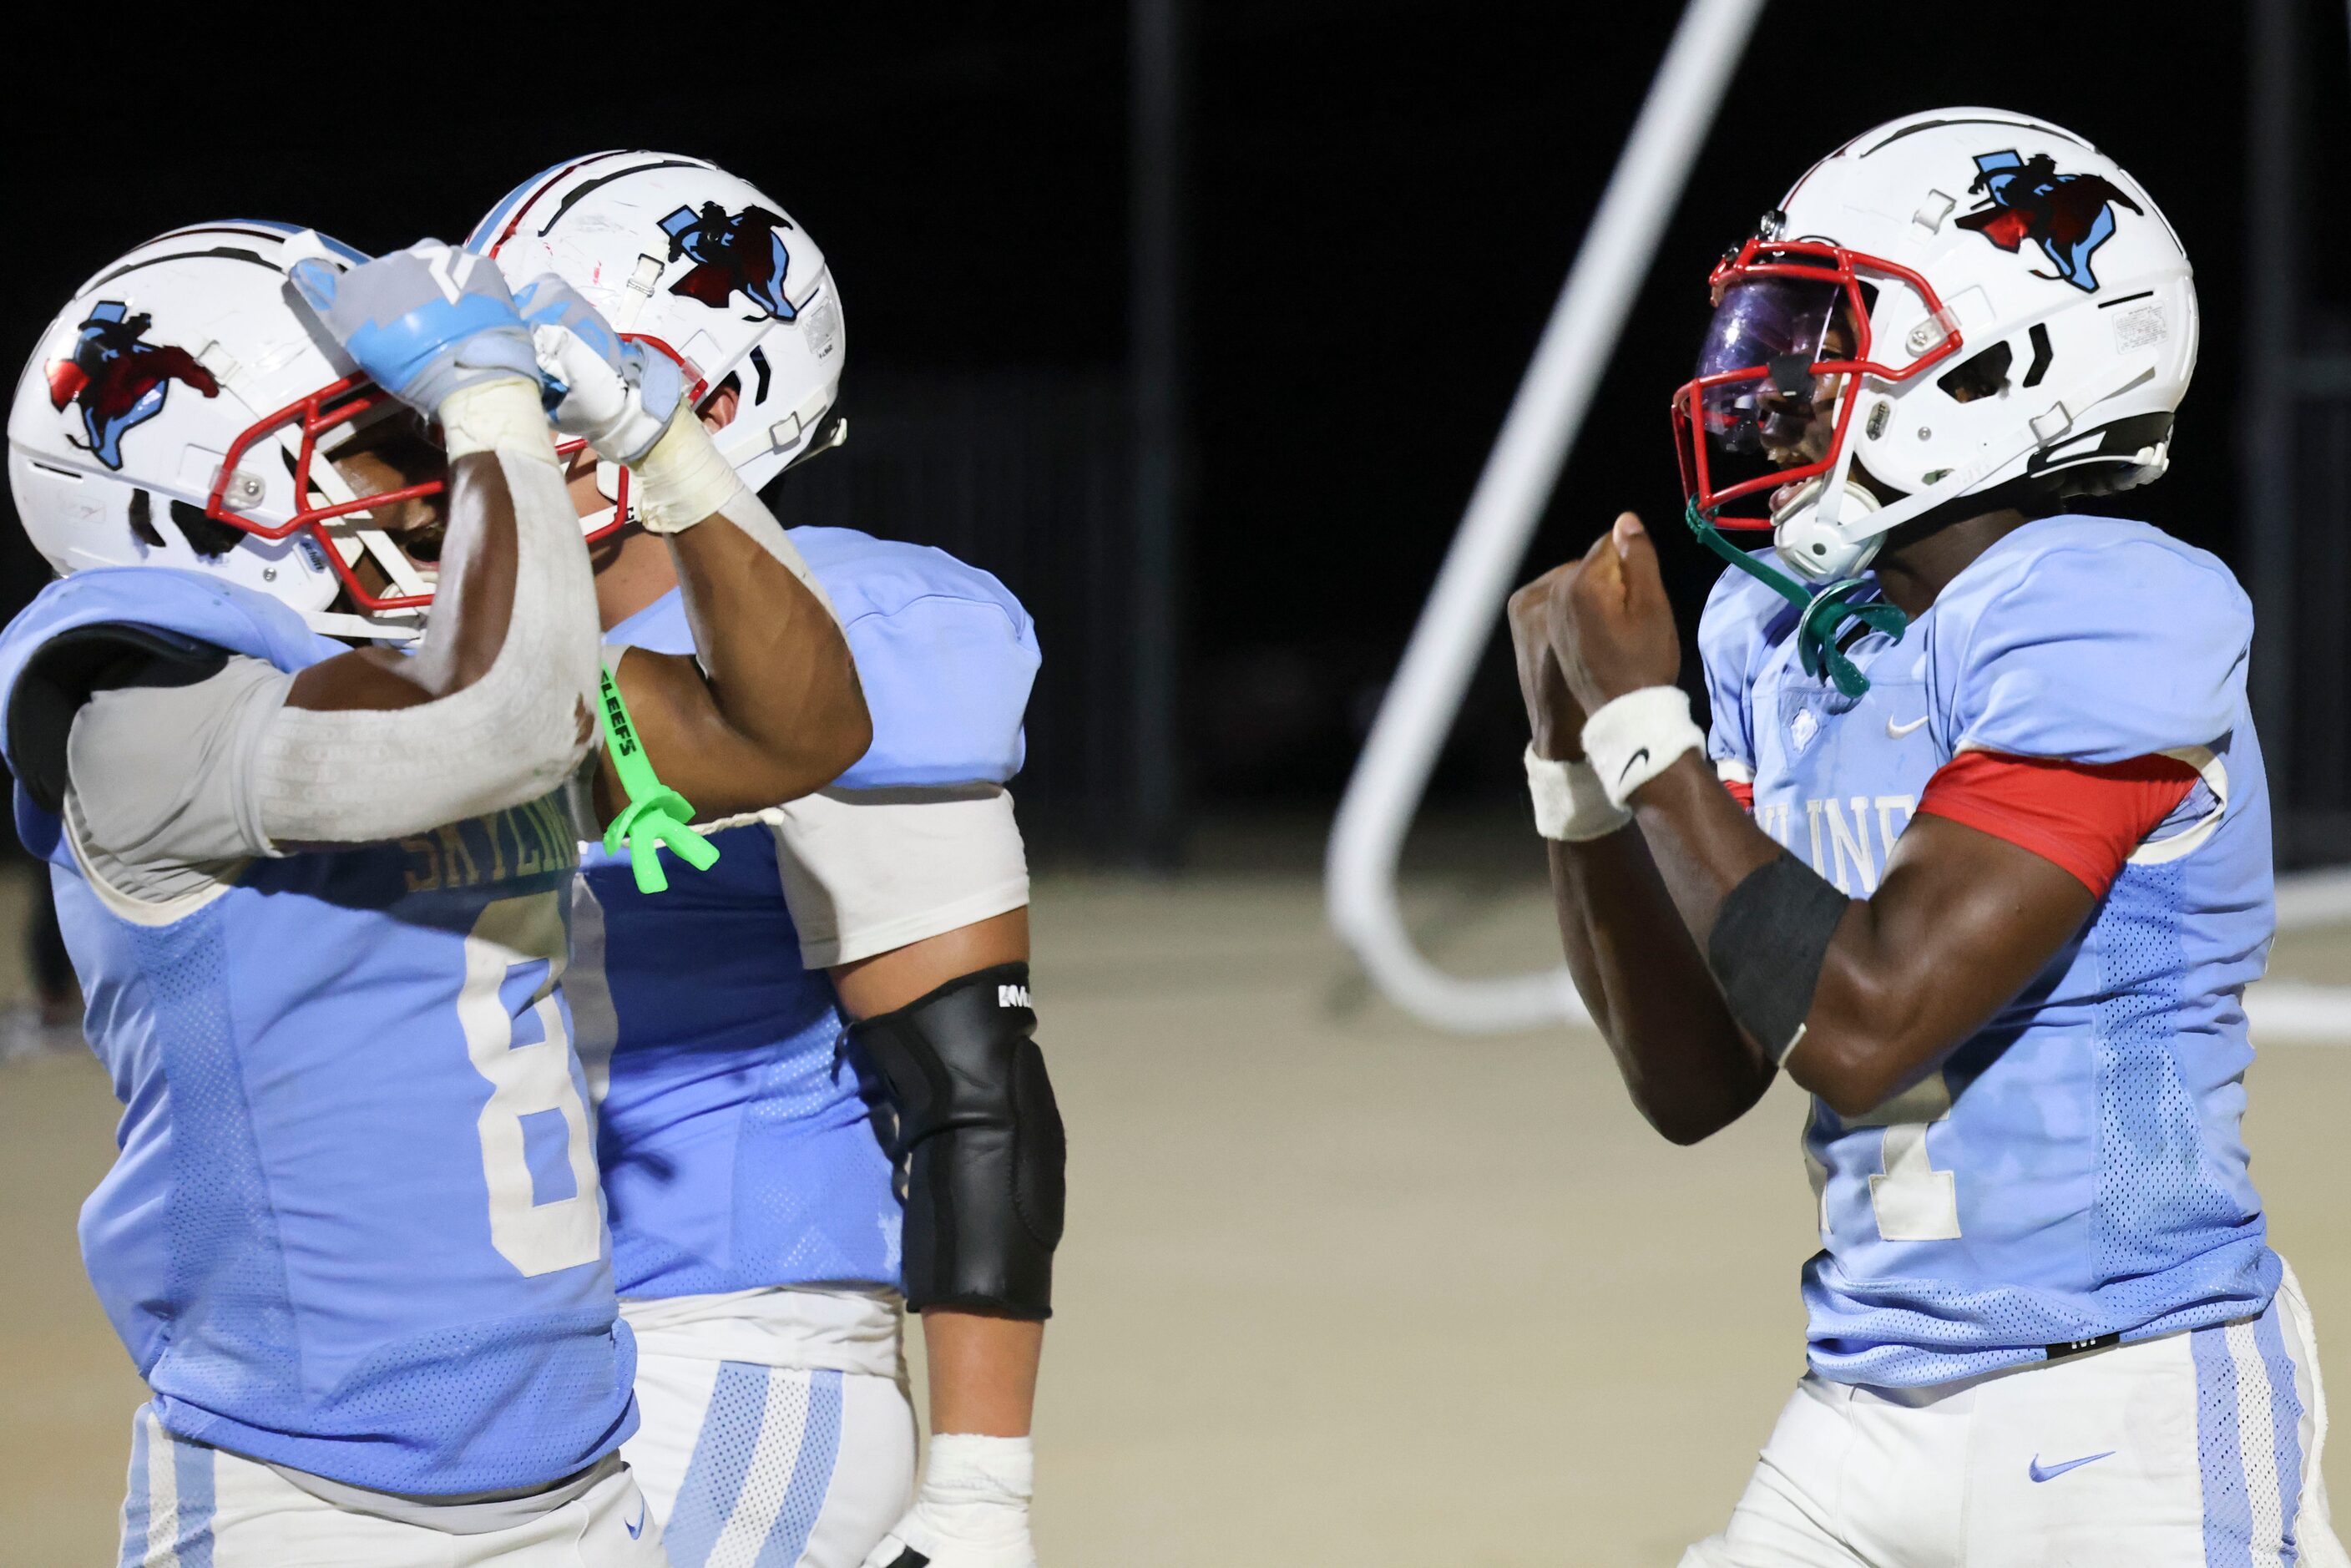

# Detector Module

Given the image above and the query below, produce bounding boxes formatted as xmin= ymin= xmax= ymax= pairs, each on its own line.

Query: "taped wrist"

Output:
xmin=253 ymin=448 xmax=599 ymax=845
xmin=849 ymin=962 xmax=1064 ymax=1318
xmin=1580 ymin=685 xmax=1706 ymax=809
xmin=921 ymin=1434 xmax=1034 ymax=1510
xmin=438 ymin=376 xmax=559 ymax=465
xmin=1524 ymin=744 xmax=1631 ymax=842
xmin=628 ymin=403 xmax=748 ymax=533
xmin=1706 ymin=851 xmax=1850 ymax=1064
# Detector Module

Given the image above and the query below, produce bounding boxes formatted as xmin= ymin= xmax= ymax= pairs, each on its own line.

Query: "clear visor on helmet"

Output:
xmin=1671 ymin=237 xmax=1959 ymax=529
xmin=1695 ymin=275 xmax=1853 ymax=468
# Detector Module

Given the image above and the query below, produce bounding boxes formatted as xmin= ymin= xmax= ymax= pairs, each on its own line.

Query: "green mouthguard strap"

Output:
xmin=595 ymin=663 xmax=720 ymax=894
xmin=1681 ymin=498 xmax=1906 ymax=699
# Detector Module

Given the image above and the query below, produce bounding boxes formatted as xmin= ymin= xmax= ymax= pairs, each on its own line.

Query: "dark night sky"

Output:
xmin=4 ymin=2 xmax=2340 ymax=811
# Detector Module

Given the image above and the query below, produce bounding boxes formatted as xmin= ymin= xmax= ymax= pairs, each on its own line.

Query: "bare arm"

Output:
xmin=1624 ymin=756 xmax=2091 ymax=1116
xmin=1547 ymin=514 xmax=2096 ymax=1120
xmin=595 ymin=439 xmax=870 ymax=826
xmin=835 ymin=907 xmax=1043 ymax=1439
xmin=1507 ymin=568 xmax=1772 ymax=1144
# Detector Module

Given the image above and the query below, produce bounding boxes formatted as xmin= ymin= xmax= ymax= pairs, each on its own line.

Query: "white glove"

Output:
xmin=862 ymin=1435 xmax=1038 ymax=1568
xmin=511 ymin=273 xmax=684 ymax=464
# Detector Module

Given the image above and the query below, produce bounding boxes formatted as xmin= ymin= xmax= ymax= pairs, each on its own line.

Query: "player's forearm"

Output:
xmin=1550 ymin=825 xmax=1774 ymax=1144
xmin=267 ymin=387 xmax=599 ymax=843
xmin=1630 ymin=762 xmax=2092 ymax=1119
xmin=921 ymin=1309 xmax=1043 ymax=1438
xmin=666 ymin=494 xmax=870 ymax=802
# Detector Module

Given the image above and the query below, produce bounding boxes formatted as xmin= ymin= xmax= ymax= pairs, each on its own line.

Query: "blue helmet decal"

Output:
xmin=43 ymin=301 xmax=221 ymax=470
xmin=1954 ymin=149 xmax=2144 ymax=293
xmin=660 ymin=201 xmax=799 ymax=321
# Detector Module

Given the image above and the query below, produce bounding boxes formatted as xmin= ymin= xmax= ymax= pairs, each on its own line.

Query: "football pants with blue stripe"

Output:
xmin=1682 ymin=1261 xmax=2348 ymax=1567
xmin=114 ymin=1405 xmax=666 ymax=1568
xmin=624 ymin=1353 xmax=917 ymax=1568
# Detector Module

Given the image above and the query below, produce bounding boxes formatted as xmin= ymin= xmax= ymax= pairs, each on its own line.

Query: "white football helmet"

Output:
xmin=466 ymin=152 xmax=846 ymax=530
xmin=7 ymin=221 xmax=446 ymax=640
xmin=1675 ymin=108 xmax=2197 ymax=584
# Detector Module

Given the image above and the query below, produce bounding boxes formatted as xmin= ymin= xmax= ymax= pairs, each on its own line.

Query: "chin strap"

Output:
xmin=595 ymin=663 xmax=721 ymax=893
xmin=1682 ymin=498 xmax=1906 ymax=699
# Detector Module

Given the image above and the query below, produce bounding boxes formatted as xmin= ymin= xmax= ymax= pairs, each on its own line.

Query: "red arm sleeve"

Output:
xmin=1723 ymin=777 xmax=1754 ymax=811
xmin=1914 ymin=751 xmax=2200 ymax=898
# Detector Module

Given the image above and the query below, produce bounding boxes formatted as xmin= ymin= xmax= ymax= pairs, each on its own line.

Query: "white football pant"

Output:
xmin=620 ymin=1289 xmax=918 ymax=1568
xmin=1685 ymin=1263 xmax=2348 ymax=1567
xmin=115 ymin=1405 xmax=665 ymax=1568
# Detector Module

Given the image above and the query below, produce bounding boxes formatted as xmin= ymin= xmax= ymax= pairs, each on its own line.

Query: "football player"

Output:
xmin=2 ymin=222 xmax=867 ymax=1563
xmin=468 ymin=154 xmax=1061 ymax=1568
xmin=1509 ymin=109 xmax=2348 ymax=1564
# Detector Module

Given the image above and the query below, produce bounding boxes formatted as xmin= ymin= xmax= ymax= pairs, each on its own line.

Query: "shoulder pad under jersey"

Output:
xmin=603 ymin=529 xmax=1039 ymax=789
xmin=0 ymin=566 xmax=334 ymax=783
xmin=1924 ymin=514 xmax=2251 ymax=765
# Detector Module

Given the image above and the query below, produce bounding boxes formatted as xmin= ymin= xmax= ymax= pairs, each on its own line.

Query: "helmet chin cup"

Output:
xmin=1773 ymin=478 xmax=1883 ymax=583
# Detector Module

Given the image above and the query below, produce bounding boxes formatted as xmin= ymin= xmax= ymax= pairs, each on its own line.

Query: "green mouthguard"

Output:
xmin=595 ymin=663 xmax=720 ymax=894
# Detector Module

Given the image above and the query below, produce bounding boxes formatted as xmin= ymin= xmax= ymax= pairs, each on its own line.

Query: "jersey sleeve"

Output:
xmin=1697 ymin=554 xmax=1789 ymax=796
xmin=770 ymin=787 xmax=1031 ymax=969
xmin=1914 ymin=750 xmax=2199 ymax=897
xmin=67 ymin=653 xmax=291 ymax=875
xmin=1928 ymin=533 xmax=2251 ymax=765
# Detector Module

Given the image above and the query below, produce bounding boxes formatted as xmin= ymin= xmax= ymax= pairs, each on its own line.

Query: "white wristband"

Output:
xmin=628 ymin=403 xmax=749 ymax=534
xmin=1524 ymin=745 xmax=1632 ymax=842
xmin=438 ymin=376 xmax=559 ymax=466
xmin=1580 ymin=685 xmax=1706 ymax=809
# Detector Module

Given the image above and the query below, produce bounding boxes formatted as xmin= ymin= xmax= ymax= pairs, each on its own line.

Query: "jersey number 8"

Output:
xmin=458 ymin=893 xmax=605 ymax=1277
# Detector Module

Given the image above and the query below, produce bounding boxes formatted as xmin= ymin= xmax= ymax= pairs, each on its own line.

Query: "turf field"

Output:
xmin=6 ymin=837 xmax=2347 ymax=1565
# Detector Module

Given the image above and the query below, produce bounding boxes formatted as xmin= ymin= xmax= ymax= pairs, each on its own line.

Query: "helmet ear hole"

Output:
xmin=169 ymin=498 xmax=245 ymax=560
xmin=1936 ymin=341 xmax=2014 ymax=403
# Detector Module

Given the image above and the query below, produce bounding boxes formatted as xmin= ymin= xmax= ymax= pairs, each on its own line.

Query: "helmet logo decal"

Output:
xmin=659 ymin=202 xmax=800 ymax=321
xmin=1955 ymin=150 xmax=2142 ymax=293
xmin=43 ymin=301 xmax=220 ymax=470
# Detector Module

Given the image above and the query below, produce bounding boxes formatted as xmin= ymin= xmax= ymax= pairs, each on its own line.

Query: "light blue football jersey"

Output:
xmin=1699 ymin=515 xmax=2278 ymax=1387
xmin=579 ymin=526 xmax=1038 ymax=1301
xmin=0 ymin=568 xmax=635 ymax=1495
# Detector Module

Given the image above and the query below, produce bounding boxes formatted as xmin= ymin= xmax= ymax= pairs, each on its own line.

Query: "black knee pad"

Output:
xmin=848 ymin=961 xmax=1065 ymax=1318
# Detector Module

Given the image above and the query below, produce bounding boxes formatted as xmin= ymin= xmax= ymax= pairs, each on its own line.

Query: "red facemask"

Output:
xmin=1671 ymin=237 xmax=1961 ymax=530
xmin=203 ymin=336 xmax=710 ymax=615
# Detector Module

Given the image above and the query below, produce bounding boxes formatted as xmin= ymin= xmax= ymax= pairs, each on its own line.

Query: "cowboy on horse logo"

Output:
xmin=46 ymin=301 xmax=220 ymax=470
xmin=660 ymin=201 xmax=800 ymax=321
xmin=1956 ymin=149 xmax=2142 ymax=293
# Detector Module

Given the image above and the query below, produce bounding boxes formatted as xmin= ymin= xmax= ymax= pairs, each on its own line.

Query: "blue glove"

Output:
xmin=512 ymin=274 xmax=685 ymax=463
xmin=287 ymin=237 xmax=540 ymax=417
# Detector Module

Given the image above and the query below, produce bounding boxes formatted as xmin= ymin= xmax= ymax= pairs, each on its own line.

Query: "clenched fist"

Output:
xmin=1507 ymin=564 xmax=1587 ymax=761
xmin=1549 ymin=512 xmax=1683 ymax=714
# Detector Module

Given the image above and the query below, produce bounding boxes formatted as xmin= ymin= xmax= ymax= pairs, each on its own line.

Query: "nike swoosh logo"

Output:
xmin=2028 ymin=1450 xmax=2115 ymax=1483
xmin=1618 ymin=747 xmax=1651 ymax=785
xmin=1887 ymin=715 xmax=1929 ymax=738
xmin=626 ymin=1507 xmax=646 ymax=1540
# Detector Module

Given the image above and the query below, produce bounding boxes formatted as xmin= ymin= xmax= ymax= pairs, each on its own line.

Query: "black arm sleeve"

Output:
xmin=847 ymin=961 xmax=1066 ymax=1318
